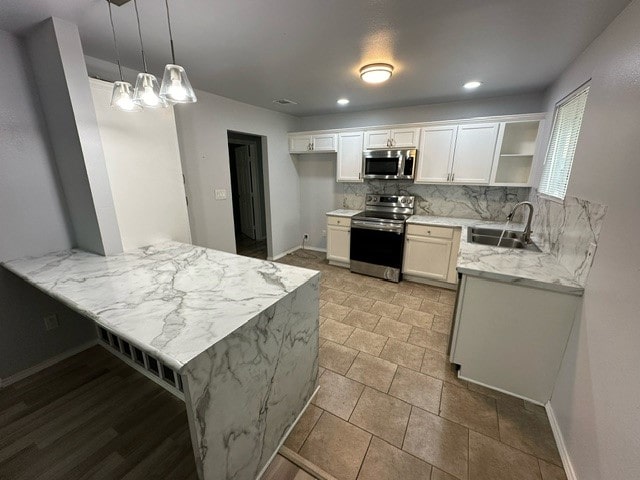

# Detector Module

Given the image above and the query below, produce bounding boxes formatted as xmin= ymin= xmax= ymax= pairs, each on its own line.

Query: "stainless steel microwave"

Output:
xmin=363 ymin=149 xmax=417 ymax=180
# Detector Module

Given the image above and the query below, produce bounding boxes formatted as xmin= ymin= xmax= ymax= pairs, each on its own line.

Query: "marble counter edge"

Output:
xmin=326 ymin=209 xmax=362 ymax=217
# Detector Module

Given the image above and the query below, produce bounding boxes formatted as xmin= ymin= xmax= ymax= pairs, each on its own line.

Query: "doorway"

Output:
xmin=227 ymin=132 xmax=267 ymax=259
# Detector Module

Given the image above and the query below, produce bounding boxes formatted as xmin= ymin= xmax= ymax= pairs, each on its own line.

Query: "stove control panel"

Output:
xmin=365 ymin=195 xmax=415 ymax=209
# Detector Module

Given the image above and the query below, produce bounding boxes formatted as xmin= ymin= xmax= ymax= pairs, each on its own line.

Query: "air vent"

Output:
xmin=272 ymin=98 xmax=298 ymax=105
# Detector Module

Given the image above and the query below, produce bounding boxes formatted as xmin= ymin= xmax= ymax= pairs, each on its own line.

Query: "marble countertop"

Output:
xmin=326 ymin=209 xmax=362 ymax=217
xmin=407 ymin=215 xmax=584 ymax=295
xmin=1 ymin=242 xmax=320 ymax=371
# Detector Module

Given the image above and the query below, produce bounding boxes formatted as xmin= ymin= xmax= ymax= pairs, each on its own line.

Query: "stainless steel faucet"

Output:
xmin=507 ymin=201 xmax=534 ymax=244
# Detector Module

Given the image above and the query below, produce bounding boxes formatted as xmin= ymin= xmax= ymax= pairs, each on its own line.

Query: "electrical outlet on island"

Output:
xmin=44 ymin=314 xmax=59 ymax=331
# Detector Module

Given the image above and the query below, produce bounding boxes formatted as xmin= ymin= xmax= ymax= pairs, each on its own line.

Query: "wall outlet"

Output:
xmin=303 ymin=233 xmax=310 ymax=241
xmin=44 ymin=314 xmax=59 ymax=331
xmin=321 ymin=230 xmax=327 ymax=237
xmin=214 ymin=189 xmax=227 ymax=200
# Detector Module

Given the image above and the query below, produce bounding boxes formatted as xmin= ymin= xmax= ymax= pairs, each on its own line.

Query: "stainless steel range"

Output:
xmin=350 ymin=195 xmax=415 ymax=283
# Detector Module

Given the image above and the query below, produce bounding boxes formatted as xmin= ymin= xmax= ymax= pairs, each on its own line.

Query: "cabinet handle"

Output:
xmin=386 ymin=139 xmax=390 ymax=147
xmin=446 ymin=173 xmax=450 ymax=181
xmin=311 ymin=143 xmax=314 ymax=150
xmin=358 ymin=172 xmax=361 ymax=179
xmin=451 ymin=173 xmax=455 ymax=181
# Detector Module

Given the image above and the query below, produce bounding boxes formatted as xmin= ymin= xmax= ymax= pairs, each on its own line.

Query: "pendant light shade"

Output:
xmin=159 ymin=0 xmax=197 ymax=104
xmin=107 ymin=0 xmax=140 ymax=112
xmin=111 ymin=81 xmax=142 ymax=111
xmin=160 ymin=64 xmax=197 ymax=103
xmin=133 ymin=72 xmax=165 ymax=108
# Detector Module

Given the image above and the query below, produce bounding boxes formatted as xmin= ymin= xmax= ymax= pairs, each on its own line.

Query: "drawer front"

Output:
xmin=327 ymin=216 xmax=352 ymax=227
xmin=406 ymin=224 xmax=454 ymax=239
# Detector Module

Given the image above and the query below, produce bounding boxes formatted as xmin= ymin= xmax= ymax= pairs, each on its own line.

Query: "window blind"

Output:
xmin=539 ymin=85 xmax=590 ymax=200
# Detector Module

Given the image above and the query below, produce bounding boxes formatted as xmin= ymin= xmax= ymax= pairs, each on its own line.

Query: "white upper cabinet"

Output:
xmin=337 ymin=132 xmax=364 ymax=182
xmin=450 ymin=123 xmax=499 ymax=184
xmin=289 ymin=133 xmax=337 ymax=153
xmin=312 ymin=133 xmax=338 ymax=152
xmin=289 ymin=134 xmax=313 ymax=153
xmin=415 ymin=126 xmax=458 ymax=183
xmin=364 ymin=128 xmax=420 ymax=149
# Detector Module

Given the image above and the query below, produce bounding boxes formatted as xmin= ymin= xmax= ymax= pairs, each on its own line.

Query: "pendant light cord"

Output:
xmin=107 ymin=0 xmax=124 ymax=81
xmin=133 ymin=0 xmax=148 ymax=73
xmin=164 ymin=0 xmax=177 ymax=64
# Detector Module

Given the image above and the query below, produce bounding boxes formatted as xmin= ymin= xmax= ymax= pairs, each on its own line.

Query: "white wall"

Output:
xmin=0 ymin=29 xmax=95 ymax=379
xmin=542 ymin=1 xmax=640 ymax=478
xmin=298 ymin=92 xmax=544 ymax=131
xmin=297 ymin=154 xmax=342 ymax=250
xmin=89 ymin=78 xmax=191 ymax=251
xmin=173 ymin=89 xmax=301 ymax=258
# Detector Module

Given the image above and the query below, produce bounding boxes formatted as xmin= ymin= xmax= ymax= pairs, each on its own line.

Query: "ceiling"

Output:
xmin=0 ymin=0 xmax=631 ymax=116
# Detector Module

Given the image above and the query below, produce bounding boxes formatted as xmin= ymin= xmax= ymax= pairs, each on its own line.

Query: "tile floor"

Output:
xmin=277 ymin=249 xmax=567 ymax=480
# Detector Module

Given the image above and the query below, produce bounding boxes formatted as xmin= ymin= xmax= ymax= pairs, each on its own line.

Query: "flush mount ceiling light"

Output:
xmin=132 ymin=0 xmax=167 ymax=108
xmin=360 ymin=63 xmax=394 ymax=84
xmin=464 ymin=80 xmax=483 ymax=90
xmin=159 ymin=0 xmax=197 ymax=104
xmin=107 ymin=0 xmax=140 ymax=112
xmin=337 ymin=98 xmax=350 ymax=105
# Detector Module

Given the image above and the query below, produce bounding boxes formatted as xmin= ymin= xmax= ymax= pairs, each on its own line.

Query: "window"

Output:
xmin=539 ymin=84 xmax=590 ymax=200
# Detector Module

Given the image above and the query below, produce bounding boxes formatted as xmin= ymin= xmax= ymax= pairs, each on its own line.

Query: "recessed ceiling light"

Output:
xmin=360 ymin=63 xmax=394 ymax=84
xmin=463 ymin=81 xmax=482 ymax=90
xmin=337 ymin=98 xmax=350 ymax=105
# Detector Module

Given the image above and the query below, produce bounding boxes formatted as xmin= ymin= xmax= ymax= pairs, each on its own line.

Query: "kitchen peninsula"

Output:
xmin=2 ymin=242 xmax=320 ymax=480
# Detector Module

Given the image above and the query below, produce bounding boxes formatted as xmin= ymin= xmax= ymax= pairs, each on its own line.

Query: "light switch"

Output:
xmin=214 ymin=189 xmax=227 ymax=200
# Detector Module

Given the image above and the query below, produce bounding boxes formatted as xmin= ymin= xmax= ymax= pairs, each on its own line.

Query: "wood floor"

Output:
xmin=0 ymin=346 xmax=197 ymax=480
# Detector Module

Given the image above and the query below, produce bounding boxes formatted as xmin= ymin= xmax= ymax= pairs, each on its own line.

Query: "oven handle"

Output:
xmin=352 ymin=220 xmax=404 ymax=234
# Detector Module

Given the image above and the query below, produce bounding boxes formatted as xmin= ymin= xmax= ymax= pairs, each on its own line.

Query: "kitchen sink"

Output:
xmin=467 ymin=227 xmax=541 ymax=252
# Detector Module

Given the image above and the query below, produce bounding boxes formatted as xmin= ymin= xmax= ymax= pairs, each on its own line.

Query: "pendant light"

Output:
xmin=132 ymin=0 xmax=166 ymax=108
xmin=107 ymin=0 xmax=141 ymax=112
xmin=159 ymin=0 xmax=197 ymax=103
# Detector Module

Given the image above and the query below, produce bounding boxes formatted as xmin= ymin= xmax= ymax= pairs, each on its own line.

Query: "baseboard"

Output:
xmin=269 ymin=245 xmax=302 ymax=261
xmin=0 ymin=339 xmax=98 ymax=389
xmin=269 ymin=245 xmax=327 ymax=261
xmin=302 ymin=246 xmax=327 ymax=253
xmin=546 ymin=402 xmax=577 ymax=480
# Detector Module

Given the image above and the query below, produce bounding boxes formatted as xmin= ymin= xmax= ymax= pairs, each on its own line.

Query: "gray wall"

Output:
xmin=0 ymin=29 xmax=95 ymax=380
xmin=174 ymin=89 xmax=302 ymax=258
xmin=541 ymin=1 xmax=640 ymax=478
xmin=298 ymin=92 xmax=545 ymax=131
xmin=297 ymin=155 xmax=342 ymax=250
xmin=25 ymin=18 xmax=122 ymax=256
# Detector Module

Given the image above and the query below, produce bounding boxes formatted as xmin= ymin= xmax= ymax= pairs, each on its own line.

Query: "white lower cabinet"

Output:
xmin=402 ymin=224 xmax=460 ymax=284
xmin=450 ymin=275 xmax=580 ymax=403
xmin=326 ymin=216 xmax=351 ymax=266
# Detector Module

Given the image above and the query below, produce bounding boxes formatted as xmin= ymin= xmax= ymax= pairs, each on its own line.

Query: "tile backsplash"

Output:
xmin=341 ymin=181 xmax=530 ymax=221
xmin=530 ymin=191 xmax=607 ymax=285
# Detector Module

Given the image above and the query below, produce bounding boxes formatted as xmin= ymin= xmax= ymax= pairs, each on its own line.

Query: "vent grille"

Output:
xmin=272 ymin=98 xmax=298 ymax=105
xmin=97 ymin=326 xmax=184 ymax=396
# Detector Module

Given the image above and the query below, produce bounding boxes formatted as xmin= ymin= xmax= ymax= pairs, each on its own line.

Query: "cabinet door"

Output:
xmin=312 ymin=133 xmax=338 ymax=152
xmin=364 ymin=130 xmax=391 ymax=149
xmin=289 ymin=135 xmax=312 ymax=153
xmin=327 ymin=225 xmax=351 ymax=264
xmin=450 ymin=123 xmax=499 ymax=184
xmin=415 ymin=126 xmax=457 ymax=183
xmin=390 ymin=128 xmax=420 ymax=148
xmin=337 ymin=132 xmax=364 ymax=182
xmin=403 ymin=235 xmax=452 ymax=281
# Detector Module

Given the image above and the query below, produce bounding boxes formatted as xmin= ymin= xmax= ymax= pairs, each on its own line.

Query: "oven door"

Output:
xmin=350 ymin=220 xmax=405 ymax=282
